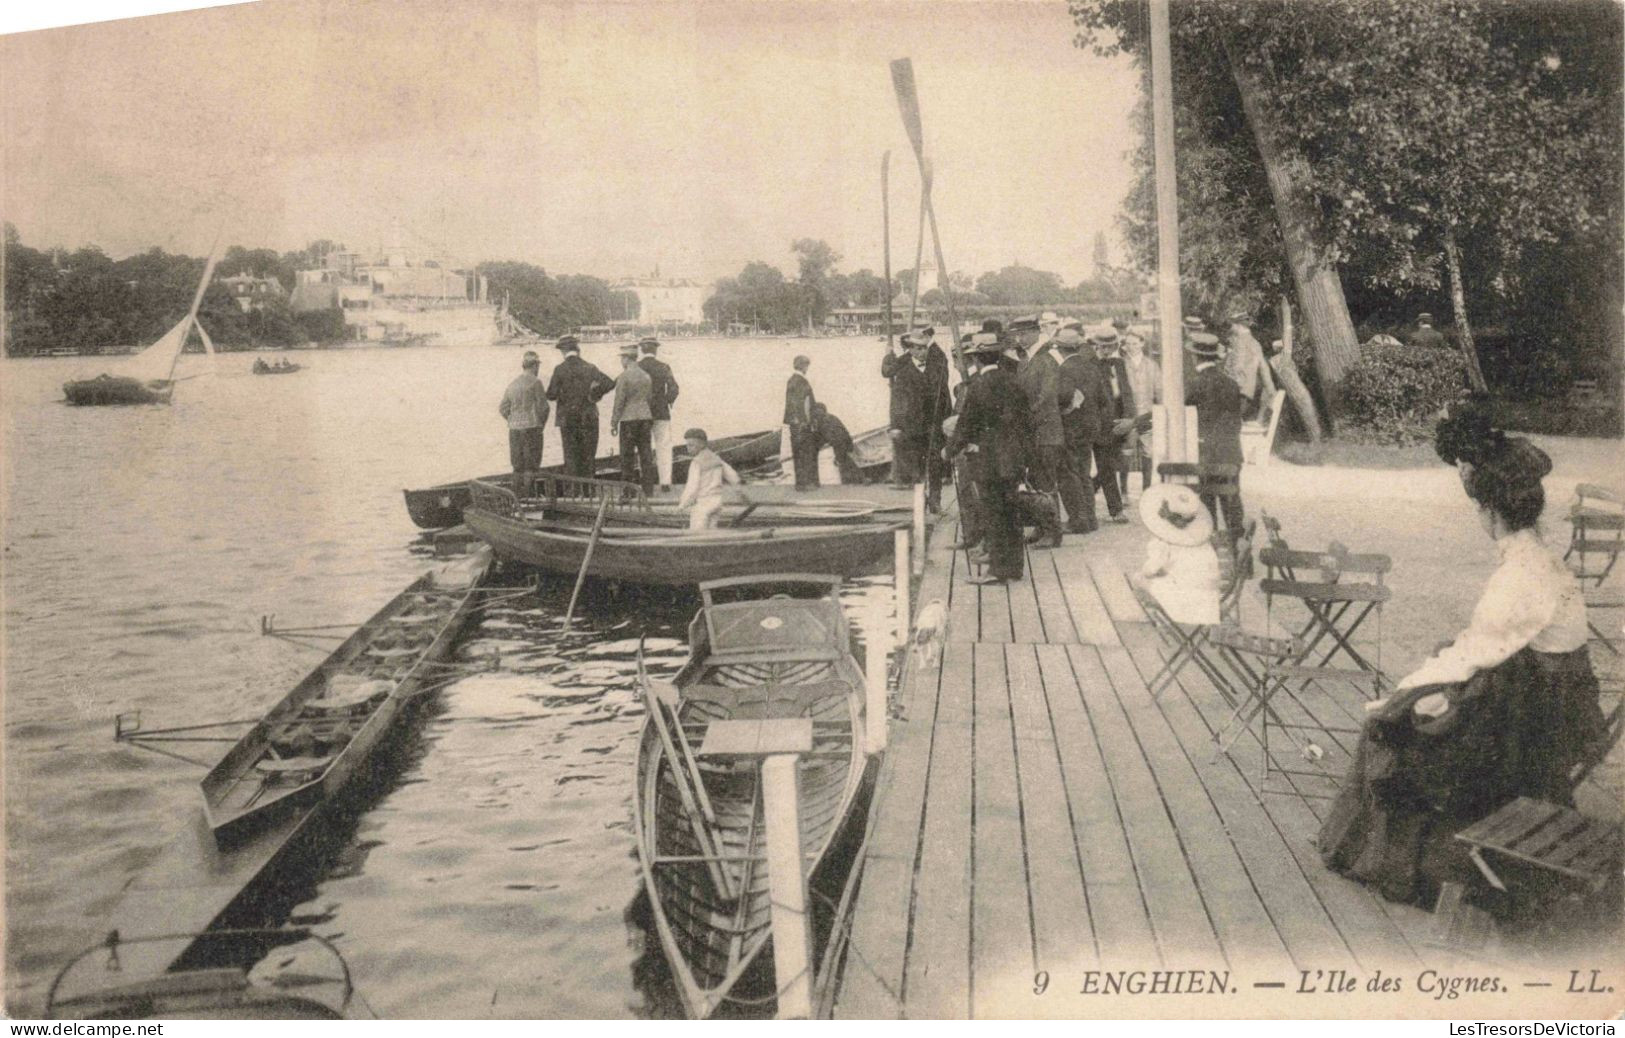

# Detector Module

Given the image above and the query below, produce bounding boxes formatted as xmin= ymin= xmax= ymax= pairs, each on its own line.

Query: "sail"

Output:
xmin=121 ymin=317 xmax=194 ymax=383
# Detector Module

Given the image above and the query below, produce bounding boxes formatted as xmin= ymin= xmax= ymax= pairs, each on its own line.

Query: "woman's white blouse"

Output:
xmin=1397 ymin=528 xmax=1589 ymax=690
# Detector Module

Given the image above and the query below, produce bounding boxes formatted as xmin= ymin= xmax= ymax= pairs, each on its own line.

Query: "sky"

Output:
xmin=1 ymin=0 xmax=1142 ymax=285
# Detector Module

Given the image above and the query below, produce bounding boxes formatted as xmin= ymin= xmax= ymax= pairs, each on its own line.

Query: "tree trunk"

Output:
xmin=1441 ymin=227 xmax=1488 ymax=393
xmin=1275 ymin=297 xmax=1321 ymax=445
xmin=1224 ymin=42 xmax=1360 ymax=431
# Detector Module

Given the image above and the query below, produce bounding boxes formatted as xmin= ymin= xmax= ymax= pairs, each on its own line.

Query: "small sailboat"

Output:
xmin=63 ymin=243 xmax=222 ymax=406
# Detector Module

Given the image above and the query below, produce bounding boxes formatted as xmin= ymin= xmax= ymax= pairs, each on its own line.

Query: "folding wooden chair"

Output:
xmin=1239 ymin=543 xmax=1391 ymax=798
xmin=1565 ymin=484 xmax=1624 ymax=586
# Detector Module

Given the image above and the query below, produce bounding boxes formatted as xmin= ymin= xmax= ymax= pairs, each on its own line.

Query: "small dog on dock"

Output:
xmin=911 ymin=598 xmax=946 ymax=669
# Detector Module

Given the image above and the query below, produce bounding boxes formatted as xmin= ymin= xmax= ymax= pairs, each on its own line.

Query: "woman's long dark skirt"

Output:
xmin=1318 ymin=647 xmax=1605 ymax=907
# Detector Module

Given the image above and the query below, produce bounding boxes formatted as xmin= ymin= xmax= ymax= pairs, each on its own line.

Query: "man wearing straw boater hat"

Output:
xmin=949 ymin=332 xmax=1032 ymax=584
xmin=546 ymin=334 xmax=616 ymax=481
xmin=498 ymin=349 xmax=551 ymax=496
xmin=1011 ymin=314 xmax=1066 ymax=547
xmin=1225 ymin=308 xmax=1277 ymax=421
xmin=637 ymin=336 xmax=680 ymax=491
xmin=610 ymin=342 xmax=657 ymax=495
xmin=1407 ymin=311 xmax=1446 ymax=351
xmin=1185 ymin=330 xmax=1246 ymax=533
xmin=1134 ymin=482 xmax=1221 ymax=627
xmin=882 ymin=327 xmax=951 ymax=504
xmin=1090 ymin=326 xmax=1135 ymax=523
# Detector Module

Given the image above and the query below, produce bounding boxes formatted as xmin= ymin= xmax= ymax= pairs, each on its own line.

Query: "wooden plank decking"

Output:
xmin=832 ymin=492 xmax=1516 ymax=1019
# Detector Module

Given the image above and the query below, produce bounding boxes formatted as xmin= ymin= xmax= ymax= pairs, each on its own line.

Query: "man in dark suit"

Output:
xmin=1090 ymin=328 xmax=1136 ymax=523
xmin=811 ymin=403 xmax=862 ymax=484
xmin=1054 ymin=325 xmax=1107 ymax=533
xmin=949 ymin=333 xmax=1033 ymax=584
xmin=1011 ymin=315 xmax=1067 ymax=547
xmin=637 ymin=337 xmax=680 ymax=490
xmin=784 ymin=354 xmax=819 ymax=490
xmin=1185 ymin=332 xmax=1246 ymax=532
xmin=545 ymin=334 xmax=616 ymax=481
xmin=882 ymin=329 xmax=953 ymax=503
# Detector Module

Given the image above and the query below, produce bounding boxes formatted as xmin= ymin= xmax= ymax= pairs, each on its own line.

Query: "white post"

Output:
xmin=865 ymin=599 xmax=889 ymax=756
xmin=893 ymin=528 xmax=910 ymax=649
xmin=761 ymin=754 xmax=814 ymax=1019
xmin=911 ymin=483 xmax=926 ymax=576
xmin=1150 ymin=0 xmax=1188 ymax=462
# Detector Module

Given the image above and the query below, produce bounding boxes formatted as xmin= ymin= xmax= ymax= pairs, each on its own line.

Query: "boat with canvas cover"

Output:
xmin=633 ymin=575 xmax=870 ymax=1017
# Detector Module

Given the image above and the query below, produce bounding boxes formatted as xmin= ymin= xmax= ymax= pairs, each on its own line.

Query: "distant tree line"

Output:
xmin=2 ymin=226 xmax=346 ymax=355
xmin=704 ymin=236 xmax=1145 ymax=333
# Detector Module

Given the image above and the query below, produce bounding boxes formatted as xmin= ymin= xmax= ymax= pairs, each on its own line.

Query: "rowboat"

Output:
xmin=848 ymin=424 xmax=895 ymax=482
xmin=252 ymin=360 xmax=303 ymax=375
xmin=402 ymin=427 xmax=781 ymax=529
xmin=463 ymin=483 xmax=898 ymax=587
xmin=633 ymin=575 xmax=870 ymax=1017
xmin=200 ymin=548 xmax=491 ymax=845
xmin=46 ymin=930 xmax=357 ymax=1020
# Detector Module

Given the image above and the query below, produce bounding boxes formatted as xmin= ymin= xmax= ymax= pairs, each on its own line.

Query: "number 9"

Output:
xmin=1033 ymin=971 xmax=1050 ymax=996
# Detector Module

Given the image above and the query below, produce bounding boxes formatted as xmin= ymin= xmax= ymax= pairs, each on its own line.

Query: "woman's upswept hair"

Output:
xmin=1435 ymin=395 xmax=1552 ymax=532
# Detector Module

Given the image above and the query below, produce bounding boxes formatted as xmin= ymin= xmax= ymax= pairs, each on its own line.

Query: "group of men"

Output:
xmin=782 ymin=354 xmax=865 ymax=490
xmin=498 ymin=335 xmax=680 ymax=496
xmin=935 ymin=310 xmax=1267 ymax=586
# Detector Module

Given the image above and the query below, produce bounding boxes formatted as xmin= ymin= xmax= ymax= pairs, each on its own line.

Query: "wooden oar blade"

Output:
xmin=891 ymin=58 xmax=925 ymax=159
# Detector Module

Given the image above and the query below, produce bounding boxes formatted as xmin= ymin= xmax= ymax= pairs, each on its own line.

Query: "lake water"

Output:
xmin=1 ymin=337 xmax=901 ymax=1017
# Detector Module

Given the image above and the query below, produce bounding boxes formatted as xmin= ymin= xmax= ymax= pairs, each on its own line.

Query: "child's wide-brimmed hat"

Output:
xmin=1139 ymin=483 xmax=1214 ymax=547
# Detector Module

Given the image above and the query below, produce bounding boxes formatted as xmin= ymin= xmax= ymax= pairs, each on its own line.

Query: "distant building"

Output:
xmin=611 ymin=273 xmax=712 ymax=327
xmin=219 ymin=274 xmax=287 ymax=313
xmin=288 ymin=227 xmax=498 ymax=345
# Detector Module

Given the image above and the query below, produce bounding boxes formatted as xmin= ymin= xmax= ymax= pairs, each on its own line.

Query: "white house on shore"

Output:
xmin=610 ymin=273 xmax=712 ymax=327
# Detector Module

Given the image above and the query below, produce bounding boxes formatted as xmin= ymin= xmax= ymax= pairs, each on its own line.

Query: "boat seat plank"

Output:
xmin=254 ymin=755 xmax=334 ymax=775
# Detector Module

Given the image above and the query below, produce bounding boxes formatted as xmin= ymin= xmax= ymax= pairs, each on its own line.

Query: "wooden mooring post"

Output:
xmin=865 ymin=598 xmax=889 ymax=756
xmin=911 ymin=483 xmax=926 ymax=576
xmin=893 ymin=528 xmax=910 ymax=648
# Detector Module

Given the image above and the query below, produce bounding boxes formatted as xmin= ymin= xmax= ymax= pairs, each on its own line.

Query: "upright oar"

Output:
xmin=882 ymin=151 xmax=895 ymax=351
xmin=891 ymin=57 xmax=967 ymax=378
xmin=562 ymin=493 xmax=611 ymax=632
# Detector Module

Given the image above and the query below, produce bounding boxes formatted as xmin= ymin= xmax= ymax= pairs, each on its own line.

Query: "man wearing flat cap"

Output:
xmin=950 ymin=334 xmax=1032 ymax=584
xmin=1225 ymin=310 xmax=1277 ymax=421
xmin=498 ymin=349 xmax=551 ymax=495
xmin=547 ymin=335 xmax=616 ymax=481
xmin=1185 ymin=332 xmax=1246 ymax=533
xmin=883 ymin=329 xmax=952 ymax=503
xmin=638 ymin=337 xmax=680 ymax=490
xmin=611 ymin=343 xmax=657 ymax=495
xmin=785 ymin=355 xmax=819 ymax=490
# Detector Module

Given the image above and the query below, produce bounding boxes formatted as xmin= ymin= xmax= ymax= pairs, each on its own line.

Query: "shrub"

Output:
xmin=1339 ymin=338 xmax=1469 ymax=444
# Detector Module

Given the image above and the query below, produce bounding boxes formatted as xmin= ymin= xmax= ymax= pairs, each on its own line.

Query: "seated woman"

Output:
xmin=1319 ymin=401 xmax=1606 ymax=909
xmin=1133 ymin=483 xmax=1221 ymax=627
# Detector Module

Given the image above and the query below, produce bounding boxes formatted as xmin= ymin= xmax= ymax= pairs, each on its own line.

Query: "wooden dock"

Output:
xmin=831 ymin=492 xmax=1609 ymax=1019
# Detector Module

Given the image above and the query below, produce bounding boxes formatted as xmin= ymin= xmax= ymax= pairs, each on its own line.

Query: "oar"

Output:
xmin=728 ymin=490 xmax=760 ymax=528
xmin=562 ymin=494 xmax=612 ymax=632
xmin=882 ymin=151 xmax=895 ymax=351
xmin=891 ymin=57 xmax=969 ymax=379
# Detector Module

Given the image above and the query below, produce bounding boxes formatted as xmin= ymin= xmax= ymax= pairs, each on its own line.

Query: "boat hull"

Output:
xmin=632 ymin=582 xmax=869 ymax=1017
xmin=402 ymin=428 xmax=780 ymax=529
xmin=200 ymin=550 xmax=490 ymax=845
xmin=63 ymin=376 xmax=173 ymax=406
xmin=464 ymin=510 xmax=897 ymax=587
